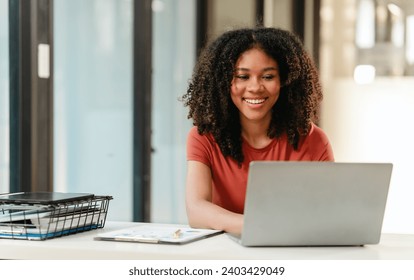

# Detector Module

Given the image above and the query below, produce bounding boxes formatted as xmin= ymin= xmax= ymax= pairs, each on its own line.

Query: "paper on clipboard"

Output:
xmin=94 ymin=224 xmax=223 ymax=245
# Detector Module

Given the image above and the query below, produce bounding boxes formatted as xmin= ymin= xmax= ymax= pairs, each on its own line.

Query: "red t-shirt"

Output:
xmin=186 ymin=123 xmax=334 ymax=214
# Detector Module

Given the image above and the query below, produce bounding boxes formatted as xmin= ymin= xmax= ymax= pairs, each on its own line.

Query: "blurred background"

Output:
xmin=1 ymin=0 xmax=413 ymax=233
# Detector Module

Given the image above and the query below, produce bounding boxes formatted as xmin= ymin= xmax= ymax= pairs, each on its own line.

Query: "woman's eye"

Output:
xmin=263 ymin=75 xmax=275 ymax=80
xmin=235 ymin=75 xmax=249 ymax=80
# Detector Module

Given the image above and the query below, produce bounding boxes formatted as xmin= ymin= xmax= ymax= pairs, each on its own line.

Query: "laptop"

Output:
xmin=232 ymin=161 xmax=393 ymax=247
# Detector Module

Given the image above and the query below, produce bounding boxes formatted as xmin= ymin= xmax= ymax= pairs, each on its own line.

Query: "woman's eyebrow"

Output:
xmin=234 ymin=67 xmax=250 ymax=71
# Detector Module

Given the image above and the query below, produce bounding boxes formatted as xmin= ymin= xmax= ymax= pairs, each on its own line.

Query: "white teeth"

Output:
xmin=244 ymin=98 xmax=265 ymax=104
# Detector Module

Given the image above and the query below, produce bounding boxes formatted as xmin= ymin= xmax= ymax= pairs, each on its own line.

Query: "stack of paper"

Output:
xmin=0 ymin=204 xmax=102 ymax=240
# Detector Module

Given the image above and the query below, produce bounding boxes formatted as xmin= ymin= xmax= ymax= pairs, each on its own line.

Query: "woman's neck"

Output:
xmin=240 ymin=117 xmax=272 ymax=149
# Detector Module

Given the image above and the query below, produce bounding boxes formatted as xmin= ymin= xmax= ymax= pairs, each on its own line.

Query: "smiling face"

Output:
xmin=230 ymin=48 xmax=281 ymax=128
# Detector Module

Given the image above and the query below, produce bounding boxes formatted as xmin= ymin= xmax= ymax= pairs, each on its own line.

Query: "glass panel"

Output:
xmin=151 ymin=0 xmax=195 ymax=223
xmin=0 ymin=0 xmax=9 ymax=193
xmin=54 ymin=0 xmax=133 ymax=221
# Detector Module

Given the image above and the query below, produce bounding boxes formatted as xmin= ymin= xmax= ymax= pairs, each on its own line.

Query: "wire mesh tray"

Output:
xmin=0 ymin=195 xmax=112 ymax=240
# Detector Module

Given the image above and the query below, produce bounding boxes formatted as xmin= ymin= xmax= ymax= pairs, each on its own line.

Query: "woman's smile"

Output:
xmin=242 ymin=97 xmax=268 ymax=105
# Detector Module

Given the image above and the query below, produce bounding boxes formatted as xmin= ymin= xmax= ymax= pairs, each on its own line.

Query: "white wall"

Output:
xmin=321 ymin=78 xmax=414 ymax=234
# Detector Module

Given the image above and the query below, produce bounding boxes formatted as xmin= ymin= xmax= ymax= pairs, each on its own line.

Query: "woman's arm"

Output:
xmin=185 ymin=160 xmax=243 ymax=235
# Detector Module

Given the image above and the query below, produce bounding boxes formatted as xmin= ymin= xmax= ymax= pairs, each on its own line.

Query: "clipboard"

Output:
xmin=94 ymin=224 xmax=223 ymax=245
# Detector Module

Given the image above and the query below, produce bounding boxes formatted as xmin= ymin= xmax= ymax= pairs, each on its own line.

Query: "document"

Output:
xmin=94 ymin=224 xmax=223 ymax=245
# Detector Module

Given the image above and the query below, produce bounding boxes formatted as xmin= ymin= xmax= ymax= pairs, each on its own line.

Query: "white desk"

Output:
xmin=1 ymin=221 xmax=413 ymax=260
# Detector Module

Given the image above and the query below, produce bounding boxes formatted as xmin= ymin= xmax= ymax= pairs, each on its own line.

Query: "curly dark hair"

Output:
xmin=181 ymin=27 xmax=323 ymax=164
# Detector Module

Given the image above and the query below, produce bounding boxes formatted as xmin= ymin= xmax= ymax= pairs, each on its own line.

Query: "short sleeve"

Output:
xmin=186 ymin=126 xmax=213 ymax=167
xmin=306 ymin=123 xmax=335 ymax=161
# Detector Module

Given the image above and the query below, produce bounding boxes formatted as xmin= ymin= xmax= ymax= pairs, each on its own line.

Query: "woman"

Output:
xmin=181 ymin=27 xmax=334 ymax=235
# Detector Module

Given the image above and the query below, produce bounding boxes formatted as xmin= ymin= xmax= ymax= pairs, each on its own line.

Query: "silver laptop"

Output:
xmin=233 ymin=161 xmax=393 ymax=246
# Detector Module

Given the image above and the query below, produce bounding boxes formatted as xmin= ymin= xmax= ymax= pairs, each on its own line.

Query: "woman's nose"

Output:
xmin=247 ymin=78 xmax=263 ymax=92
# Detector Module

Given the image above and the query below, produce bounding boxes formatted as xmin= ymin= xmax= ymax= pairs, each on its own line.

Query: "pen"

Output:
xmin=173 ymin=229 xmax=181 ymax=239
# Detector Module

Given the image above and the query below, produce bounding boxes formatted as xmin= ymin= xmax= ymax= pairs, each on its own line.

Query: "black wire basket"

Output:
xmin=0 ymin=195 xmax=112 ymax=240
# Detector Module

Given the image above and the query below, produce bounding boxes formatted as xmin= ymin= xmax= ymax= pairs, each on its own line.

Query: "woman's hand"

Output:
xmin=185 ymin=160 xmax=243 ymax=235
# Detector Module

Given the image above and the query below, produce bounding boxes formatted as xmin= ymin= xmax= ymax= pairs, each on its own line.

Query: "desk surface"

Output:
xmin=1 ymin=221 xmax=413 ymax=260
